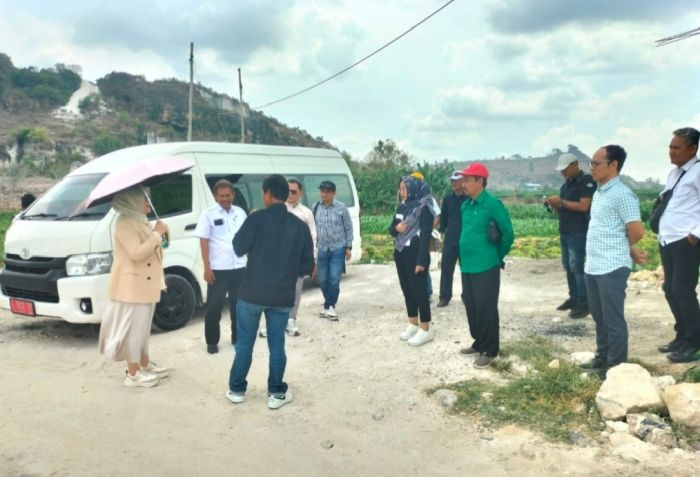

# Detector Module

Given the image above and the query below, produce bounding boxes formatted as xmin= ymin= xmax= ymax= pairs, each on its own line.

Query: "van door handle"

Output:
xmin=185 ymin=223 xmax=196 ymax=231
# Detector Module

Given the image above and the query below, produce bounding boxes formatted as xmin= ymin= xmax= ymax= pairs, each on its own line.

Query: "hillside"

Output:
xmin=0 ymin=52 xmax=333 ymax=177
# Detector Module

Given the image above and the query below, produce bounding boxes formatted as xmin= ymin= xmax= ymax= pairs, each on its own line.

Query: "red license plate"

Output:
xmin=10 ymin=298 xmax=36 ymax=317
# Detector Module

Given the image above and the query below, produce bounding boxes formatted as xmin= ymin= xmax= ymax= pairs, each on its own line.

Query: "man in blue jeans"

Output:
xmin=545 ymin=153 xmax=596 ymax=319
xmin=227 ymin=174 xmax=314 ymax=409
xmin=314 ymin=180 xmax=353 ymax=320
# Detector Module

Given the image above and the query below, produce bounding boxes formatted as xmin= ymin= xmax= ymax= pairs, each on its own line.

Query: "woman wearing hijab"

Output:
xmin=98 ymin=186 xmax=169 ymax=387
xmin=389 ymin=175 xmax=436 ymax=346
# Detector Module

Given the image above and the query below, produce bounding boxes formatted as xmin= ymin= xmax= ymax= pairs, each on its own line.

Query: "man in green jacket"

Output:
xmin=457 ymin=163 xmax=514 ymax=368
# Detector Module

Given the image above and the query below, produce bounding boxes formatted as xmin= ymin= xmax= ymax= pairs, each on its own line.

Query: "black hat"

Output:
xmin=318 ymin=180 xmax=336 ymax=191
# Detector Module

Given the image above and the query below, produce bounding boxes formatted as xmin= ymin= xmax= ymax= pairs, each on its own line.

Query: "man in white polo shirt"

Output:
xmin=194 ymin=180 xmax=247 ymax=354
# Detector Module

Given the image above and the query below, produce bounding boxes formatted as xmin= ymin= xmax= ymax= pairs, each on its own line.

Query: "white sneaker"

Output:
xmin=140 ymin=362 xmax=169 ymax=378
xmin=268 ymin=390 xmax=293 ymax=410
xmin=259 ymin=327 xmax=267 ymax=338
xmin=326 ymin=306 xmax=338 ymax=321
xmin=124 ymin=370 xmax=159 ymax=388
xmin=399 ymin=323 xmax=420 ymax=341
xmin=226 ymin=390 xmax=245 ymax=404
xmin=408 ymin=327 xmax=435 ymax=346
xmin=320 ymin=307 xmax=329 ymax=318
xmin=286 ymin=318 xmax=300 ymax=336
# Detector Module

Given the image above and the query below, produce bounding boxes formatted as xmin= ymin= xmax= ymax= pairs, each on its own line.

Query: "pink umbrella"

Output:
xmin=85 ymin=156 xmax=195 ymax=210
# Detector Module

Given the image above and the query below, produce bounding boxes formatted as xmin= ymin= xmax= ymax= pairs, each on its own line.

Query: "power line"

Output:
xmin=253 ymin=0 xmax=455 ymax=110
xmin=655 ymin=26 xmax=700 ymax=46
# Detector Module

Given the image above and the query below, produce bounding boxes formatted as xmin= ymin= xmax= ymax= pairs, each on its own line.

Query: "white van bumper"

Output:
xmin=0 ymin=274 xmax=109 ymax=324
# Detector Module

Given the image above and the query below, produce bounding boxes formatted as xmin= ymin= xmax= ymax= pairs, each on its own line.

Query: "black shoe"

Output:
xmin=437 ymin=299 xmax=450 ymax=308
xmin=569 ymin=305 xmax=590 ymax=319
xmin=667 ymin=344 xmax=700 ymax=363
xmin=460 ymin=346 xmax=479 ymax=355
xmin=658 ymin=339 xmax=684 ymax=353
xmin=580 ymin=356 xmax=606 ymax=370
xmin=556 ymin=298 xmax=575 ymax=311
xmin=207 ymin=344 xmax=219 ymax=354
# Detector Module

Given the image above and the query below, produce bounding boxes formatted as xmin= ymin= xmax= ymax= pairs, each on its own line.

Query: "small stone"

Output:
xmin=609 ymin=432 xmax=638 ymax=448
xmin=579 ymin=372 xmax=590 ymax=381
xmin=433 ymin=389 xmax=458 ymax=410
xmin=548 ymin=359 xmax=560 ymax=369
xmin=321 ymin=440 xmax=334 ymax=449
xmin=551 ymin=317 xmax=562 ymax=323
xmin=372 ymin=412 xmax=385 ymax=421
xmin=568 ymin=431 xmax=594 ymax=447
xmin=570 ymin=351 xmax=596 ymax=366
xmin=654 ymin=375 xmax=676 ymax=393
xmin=520 ymin=443 xmax=537 ymax=460
xmin=480 ymin=433 xmax=494 ymax=441
xmin=643 ymin=427 xmax=677 ymax=448
xmin=605 ymin=420 xmax=629 ymax=433
xmin=481 ymin=392 xmax=494 ymax=401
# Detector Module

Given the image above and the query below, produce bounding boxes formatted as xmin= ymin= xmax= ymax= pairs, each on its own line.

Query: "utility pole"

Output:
xmin=238 ymin=68 xmax=244 ymax=144
xmin=187 ymin=42 xmax=194 ymax=142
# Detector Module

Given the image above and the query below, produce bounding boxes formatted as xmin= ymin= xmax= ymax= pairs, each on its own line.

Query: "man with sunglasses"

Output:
xmin=583 ymin=145 xmax=645 ymax=378
xmin=545 ymin=153 xmax=596 ymax=319
xmin=656 ymin=127 xmax=700 ymax=363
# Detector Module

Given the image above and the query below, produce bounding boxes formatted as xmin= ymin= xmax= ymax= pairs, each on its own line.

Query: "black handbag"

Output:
xmin=649 ymin=165 xmax=692 ymax=234
xmin=487 ymin=219 xmax=501 ymax=244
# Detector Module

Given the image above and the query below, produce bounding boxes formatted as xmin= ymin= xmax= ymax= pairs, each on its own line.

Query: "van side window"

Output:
xmin=205 ymin=174 xmax=267 ymax=213
xmin=295 ymin=175 xmax=355 ymax=207
xmin=148 ymin=174 xmax=193 ymax=218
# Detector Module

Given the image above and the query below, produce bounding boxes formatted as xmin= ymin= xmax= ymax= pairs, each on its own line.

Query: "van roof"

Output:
xmin=70 ymin=142 xmax=341 ymax=175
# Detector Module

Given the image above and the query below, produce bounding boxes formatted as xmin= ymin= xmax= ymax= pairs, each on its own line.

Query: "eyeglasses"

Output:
xmin=589 ymin=160 xmax=610 ymax=168
xmin=289 ymin=190 xmax=299 ymax=195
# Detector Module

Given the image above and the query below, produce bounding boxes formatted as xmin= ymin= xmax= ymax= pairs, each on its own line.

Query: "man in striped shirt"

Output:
xmin=314 ymin=180 xmax=353 ymax=320
xmin=583 ymin=145 xmax=646 ymax=378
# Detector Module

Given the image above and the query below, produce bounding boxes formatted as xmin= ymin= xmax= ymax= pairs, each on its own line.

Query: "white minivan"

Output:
xmin=0 ymin=142 xmax=361 ymax=330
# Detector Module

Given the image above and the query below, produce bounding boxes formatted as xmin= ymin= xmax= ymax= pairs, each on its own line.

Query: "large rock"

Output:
xmin=595 ymin=363 xmax=665 ymax=420
xmin=626 ymin=413 xmax=677 ymax=448
xmin=433 ymin=389 xmax=458 ymax=410
xmin=663 ymin=383 xmax=700 ymax=428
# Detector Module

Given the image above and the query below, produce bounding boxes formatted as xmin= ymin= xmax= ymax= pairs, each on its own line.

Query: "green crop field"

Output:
xmin=360 ymin=200 xmax=660 ymax=269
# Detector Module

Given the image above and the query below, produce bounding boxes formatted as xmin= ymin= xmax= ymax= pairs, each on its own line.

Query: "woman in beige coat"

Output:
xmin=98 ymin=186 xmax=169 ymax=387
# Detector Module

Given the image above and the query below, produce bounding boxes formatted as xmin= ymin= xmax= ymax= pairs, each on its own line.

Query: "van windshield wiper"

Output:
xmin=56 ymin=211 xmax=107 ymax=221
xmin=21 ymin=213 xmax=58 ymax=220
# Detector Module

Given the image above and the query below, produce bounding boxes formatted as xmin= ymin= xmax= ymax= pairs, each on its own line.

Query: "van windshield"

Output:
xmin=21 ymin=173 xmax=111 ymax=221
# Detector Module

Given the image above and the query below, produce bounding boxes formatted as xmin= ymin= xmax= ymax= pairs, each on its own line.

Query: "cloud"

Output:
xmin=487 ymin=0 xmax=693 ymax=34
xmin=71 ymin=0 xmax=295 ymax=64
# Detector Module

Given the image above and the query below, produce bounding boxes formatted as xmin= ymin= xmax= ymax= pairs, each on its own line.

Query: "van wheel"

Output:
xmin=154 ymin=274 xmax=195 ymax=331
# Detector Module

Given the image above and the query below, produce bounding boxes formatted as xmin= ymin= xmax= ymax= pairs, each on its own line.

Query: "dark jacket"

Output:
xmin=233 ymin=203 xmax=314 ymax=307
xmin=439 ymin=193 xmax=467 ymax=246
xmin=389 ymin=204 xmax=433 ymax=267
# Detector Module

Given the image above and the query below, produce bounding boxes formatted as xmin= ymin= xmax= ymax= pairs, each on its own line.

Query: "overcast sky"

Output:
xmin=1 ymin=0 xmax=699 ymax=180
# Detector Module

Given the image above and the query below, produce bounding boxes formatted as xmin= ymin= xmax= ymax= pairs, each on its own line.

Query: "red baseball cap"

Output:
xmin=459 ymin=162 xmax=489 ymax=179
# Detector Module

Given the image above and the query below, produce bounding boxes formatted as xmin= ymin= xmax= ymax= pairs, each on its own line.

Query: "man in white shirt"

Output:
xmin=194 ymin=180 xmax=247 ymax=354
xmin=259 ymin=179 xmax=316 ymax=337
xmin=656 ymin=127 xmax=700 ymax=363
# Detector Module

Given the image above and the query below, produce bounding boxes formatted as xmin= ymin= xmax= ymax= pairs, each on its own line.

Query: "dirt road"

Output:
xmin=1 ymin=259 xmax=698 ymax=476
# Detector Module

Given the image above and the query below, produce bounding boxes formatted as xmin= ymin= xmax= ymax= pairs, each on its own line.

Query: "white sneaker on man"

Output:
xmin=399 ymin=323 xmax=420 ymax=341
xmin=320 ymin=307 xmax=329 ymax=318
xmin=407 ymin=327 xmax=435 ymax=346
xmin=140 ymin=362 xmax=169 ymax=378
xmin=268 ymin=390 xmax=294 ymax=410
xmin=259 ymin=327 xmax=267 ymax=338
xmin=326 ymin=306 xmax=338 ymax=321
xmin=124 ymin=370 xmax=159 ymax=388
xmin=286 ymin=318 xmax=300 ymax=336
xmin=225 ymin=390 xmax=245 ymax=404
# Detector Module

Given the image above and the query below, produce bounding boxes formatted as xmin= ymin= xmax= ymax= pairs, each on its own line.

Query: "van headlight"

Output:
xmin=66 ymin=252 xmax=113 ymax=276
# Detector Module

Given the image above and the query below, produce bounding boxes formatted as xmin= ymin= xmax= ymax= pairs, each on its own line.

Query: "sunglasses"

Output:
xmin=589 ymin=160 xmax=610 ymax=168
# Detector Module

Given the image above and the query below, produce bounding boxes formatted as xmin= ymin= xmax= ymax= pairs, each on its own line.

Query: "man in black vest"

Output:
xmin=545 ymin=153 xmax=596 ymax=319
xmin=656 ymin=127 xmax=700 ymax=363
xmin=437 ymin=171 xmax=467 ymax=307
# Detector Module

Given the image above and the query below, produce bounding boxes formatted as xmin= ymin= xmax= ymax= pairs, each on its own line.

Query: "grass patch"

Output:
xmin=445 ymin=337 xmax=604 ymax=442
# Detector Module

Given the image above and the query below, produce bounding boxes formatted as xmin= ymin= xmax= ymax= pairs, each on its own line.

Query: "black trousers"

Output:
xmin=439 ymin=242 xmax=461 ymax=302
xmin=394 ymin=243 xmax=431 ymax=323
xmin=660 ymin=239 xmax=700 ymax=346
xmin=205 ymin=268 xmax=245 ymax=345
xmin=461 ymin=266 xmax=501 ymax=356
